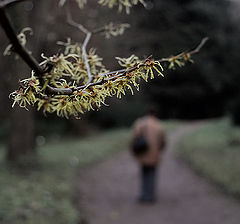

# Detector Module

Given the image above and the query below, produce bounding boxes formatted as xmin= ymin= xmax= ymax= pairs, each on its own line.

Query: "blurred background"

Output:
xmin=1 ymin=0 xmax=240 ymax=223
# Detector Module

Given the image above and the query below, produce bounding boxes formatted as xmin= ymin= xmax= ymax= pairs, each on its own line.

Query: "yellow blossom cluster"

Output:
xmin=103 ymin=23 xmax=130 ymax=39
xmin=116 ymin=54 xmax=141 ymax=68
xmin=10 ymin=40 xmax=164 ymax=118
xmin=163 ymin=53 xmax=194 ymax=70
xmin=56 ymin=38 xmax=109 ymax=83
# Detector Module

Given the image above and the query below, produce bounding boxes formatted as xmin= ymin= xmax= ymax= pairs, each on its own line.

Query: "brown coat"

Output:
xmin=131 ymin=115 xmax=165 ymax=166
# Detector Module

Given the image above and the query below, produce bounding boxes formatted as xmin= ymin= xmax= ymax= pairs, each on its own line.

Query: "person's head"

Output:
xmin=145 ymin=105 xmax=159 ymax=117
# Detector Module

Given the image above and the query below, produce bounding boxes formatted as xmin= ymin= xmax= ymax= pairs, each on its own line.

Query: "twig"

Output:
xmin=92 ymin=26 xmax=106 ymax=34
xmin=99 ymin=68 xmax=126 ymax=76
xmin=82 ymin=32 xmax=92 ymax=84
xmin=44 ymin=38 xmax=209 ymax=96
xmin=188 ymin=37 xmax=209 ymax=55
xmin=45 ymin=86 xmax=76 ymax=95
xmin=67 ymin=10 xmax=93 ymax=84
xmin=0 ymin=0 xmax=28 ymax=8
xmin=159 ymin=37 xmax=209 ymax=62
xmin=66 ymin=11 xmax=89 ymax=34
xmin=46 ymin=63 xmax=147 ymax=95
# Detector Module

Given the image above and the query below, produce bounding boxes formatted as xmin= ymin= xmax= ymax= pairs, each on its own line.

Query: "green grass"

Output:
xmin=178 ymin=118 xmax=240 ymax=197
xmin=0 ymin=128 xmax=130 ymax=224
xmin=0 ymin=120 xmax=179 ymax=224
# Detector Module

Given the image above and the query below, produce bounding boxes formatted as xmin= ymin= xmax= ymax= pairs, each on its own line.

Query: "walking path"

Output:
xmin=76 ymin=122 xmax=240 ymax=224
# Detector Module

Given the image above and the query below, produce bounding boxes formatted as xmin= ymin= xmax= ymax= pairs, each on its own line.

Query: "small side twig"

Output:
xmin=0 ymin=0 xmax=28 ymax=8
xmin=67 ymin=10 xmax=93 ymax=84
xmin=92 ymin=26 xmax=106 ymax=34
xmin=159 ymin=37 xmax=209 ymax=62
xmin=188 ymin=37 xmax=209 ymax=55
xmin=82 ymin=32 xmax=92 ymax=84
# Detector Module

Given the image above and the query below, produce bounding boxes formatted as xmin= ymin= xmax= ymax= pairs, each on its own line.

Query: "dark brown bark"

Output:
xmin=6 ymin=5 xmax=36 ymax=163
xmin=7 ymin=59 xmax=36 ymax=163
xmin=7 ymin=106 xmax=35 ymax=162
xmin=0 ymin=7 xmax=44 ymax=75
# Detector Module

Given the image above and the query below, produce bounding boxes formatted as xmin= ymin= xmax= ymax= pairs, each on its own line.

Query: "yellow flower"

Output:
xmin=116 ymin=54 xmax=140 ymax=68
xmin=104 ymin=23 xmax=130 ymax=39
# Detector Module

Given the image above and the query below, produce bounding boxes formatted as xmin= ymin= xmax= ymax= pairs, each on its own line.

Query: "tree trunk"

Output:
xmin=7 ymin=106 xmax=35 ymax=162
xmin=6 ymin=4 xmax=36 ymax=164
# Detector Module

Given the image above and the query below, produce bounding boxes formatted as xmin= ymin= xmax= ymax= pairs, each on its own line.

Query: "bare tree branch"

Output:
xmin=0 ymin=6 xmax=45 ymax=74
xmin=99 ymin=68 xmax=126 ymax=77
xmin=45 ymin=86 xmax=76 ymax=95
xmin=66 ymin=11 xmax=89 ymax=34
xmin=67 ymin=10 xmax=93 ymax=84
xmin=159 ymin=37 xmax=209 ymax=62
xmin=45 ymin=62 xmax=149 ymax=95
xmin=82 ymin=32 xmax=92 ymax=83
xmin=44 ymin=38 xmax=209 ymax=96
xmin=0 ymin=0 xmax=28 ymax=8
xmin=188 ymin=37 xmax=209 ymax=54
xmin=92 ymin=26 xmax=106 ymax=34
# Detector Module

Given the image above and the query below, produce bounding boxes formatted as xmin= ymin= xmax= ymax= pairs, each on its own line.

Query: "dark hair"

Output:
xmin=145 ymin=105 xmax=159 ymax=117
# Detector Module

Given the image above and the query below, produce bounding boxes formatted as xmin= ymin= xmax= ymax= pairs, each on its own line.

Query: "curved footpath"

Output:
xmin=76 ymin=122 xmax=240 ymax=224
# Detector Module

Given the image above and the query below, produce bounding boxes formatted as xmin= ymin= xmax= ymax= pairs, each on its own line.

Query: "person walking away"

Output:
xmin=130 ymin=108 xmax=165 ymax=202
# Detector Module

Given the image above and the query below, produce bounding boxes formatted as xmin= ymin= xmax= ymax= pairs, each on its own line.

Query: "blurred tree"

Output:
xmin=5 ymin=4 xmax=36 ymax=163
xmin=120 ymin=0 xmax=239 ymax=119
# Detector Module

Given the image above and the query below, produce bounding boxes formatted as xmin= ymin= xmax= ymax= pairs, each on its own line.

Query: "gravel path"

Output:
xmin=76 ymin=122 xmax=240 ymax=224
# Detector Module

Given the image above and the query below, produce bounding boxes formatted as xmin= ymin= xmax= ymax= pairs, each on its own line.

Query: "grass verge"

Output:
xmin=0 ymin=120 xmax=179 ymax=224
xmin=178 ymin=118 xmax=240 ymax=197
xmin=0 ymin=128 xmax=130 ymax=224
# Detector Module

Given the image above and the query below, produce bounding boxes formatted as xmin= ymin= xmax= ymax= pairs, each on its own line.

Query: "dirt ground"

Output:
xmin=76 ymin=122 xmax=240 ymax=224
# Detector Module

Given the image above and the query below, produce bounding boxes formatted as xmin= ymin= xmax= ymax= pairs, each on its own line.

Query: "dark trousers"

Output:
xmin=140 ymin=165 xmax=157 ymax=201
